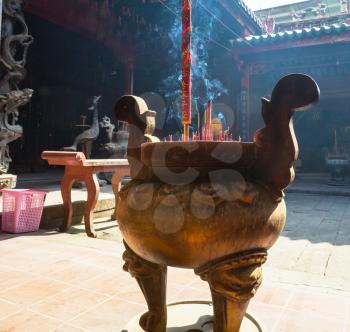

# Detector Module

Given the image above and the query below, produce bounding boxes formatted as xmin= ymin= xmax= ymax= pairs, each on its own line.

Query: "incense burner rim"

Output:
xmin=140 ymin=140 xmax=252 ymax=150
xmin=139 ymin=140 xmax=257 ymax=182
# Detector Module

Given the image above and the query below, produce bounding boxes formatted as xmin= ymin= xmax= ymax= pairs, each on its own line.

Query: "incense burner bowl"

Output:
xmin=118 ymin=141 xmax=285 ymax=269
xmin=114 ymin=74 xmax=320 ymax=332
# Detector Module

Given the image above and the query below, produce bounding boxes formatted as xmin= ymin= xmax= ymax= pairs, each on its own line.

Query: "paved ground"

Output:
xmin=268 ymin=193 xmax=350 ymax=291
xmin=0 ymin=192 xmax=349 ymax=331
xmin=287 ymin=174 xmax=350 ymax=196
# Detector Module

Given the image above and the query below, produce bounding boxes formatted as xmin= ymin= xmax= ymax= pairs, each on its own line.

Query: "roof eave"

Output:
xmin=232 ymin=32 xmax=350 ymax=55
xmin=218 ymin=0 xmax=265 ymax=35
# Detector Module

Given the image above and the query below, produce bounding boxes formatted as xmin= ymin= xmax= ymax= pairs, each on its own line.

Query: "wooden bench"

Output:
xmin=41 ymin=151 xmax=130 ymax=238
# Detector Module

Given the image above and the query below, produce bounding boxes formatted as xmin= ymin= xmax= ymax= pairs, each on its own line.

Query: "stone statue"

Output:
xmin=97 ymin=115 xmax=128 ymax=158
xmin=96 ymin=115 xmax=129 ymax=184
xmin=64 ymin=96 xmax=101 ymax=158
xmin=99 ymin=116 xmax=116 ymax=149
xmin=0 ymin=0 xmax=33 ymax=182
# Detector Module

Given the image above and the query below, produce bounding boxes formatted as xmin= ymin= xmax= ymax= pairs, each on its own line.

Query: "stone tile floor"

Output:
xmin=0 ymin=192 xmax=349 ymax=331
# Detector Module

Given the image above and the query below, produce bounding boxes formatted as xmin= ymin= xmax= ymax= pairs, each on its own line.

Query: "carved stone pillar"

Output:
xmin=0 ymin=0 xmax=33 ymax=184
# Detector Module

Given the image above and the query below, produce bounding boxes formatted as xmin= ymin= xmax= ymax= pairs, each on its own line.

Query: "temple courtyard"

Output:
xmin=1 ymin=0 xmax=350 ymax=331
xmin=0 ymin=191 xmax=349 ymax=332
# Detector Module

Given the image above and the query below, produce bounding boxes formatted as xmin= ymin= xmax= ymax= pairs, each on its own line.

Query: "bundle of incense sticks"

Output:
xmin=201 ymin=100 xmax=213 ymax=141
xmin=164 ymin=98 xmax=236 ymax=142
xmin=192 ymin=132 xmax=199 ymax=141
xmin=206 ymin=100 xmax=213 ymax=140
xmin=163 ymin=129 xmax=234 ymax=142
xmin=223 ymin=128 xmax=233 ymax=141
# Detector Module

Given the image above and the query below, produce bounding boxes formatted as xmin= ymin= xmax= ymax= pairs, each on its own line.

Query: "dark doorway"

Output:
xmin=11 ymin=13 xmax=123 ymax=172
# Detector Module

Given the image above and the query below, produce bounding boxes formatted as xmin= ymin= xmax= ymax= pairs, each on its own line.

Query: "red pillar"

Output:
xmin=0 ymin=2 xmax=2 ymax=44
xmin=124 ymin=61 xmax=134 ymax=95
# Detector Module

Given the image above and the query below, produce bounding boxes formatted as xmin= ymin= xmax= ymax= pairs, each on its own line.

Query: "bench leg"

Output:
xmin=112 ymin=168 xmax=129 ymax=220
xmin=83 ymin=173 xmax=100 ymax=238
xmin=60 ymin=173 xmax=75 ymax=232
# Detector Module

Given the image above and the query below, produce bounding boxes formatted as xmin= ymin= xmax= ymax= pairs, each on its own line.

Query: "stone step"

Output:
xmin=40 ymin=196 xmax=116 ymax=230
xmin=0 ymin=179 xmax=117 ymax=232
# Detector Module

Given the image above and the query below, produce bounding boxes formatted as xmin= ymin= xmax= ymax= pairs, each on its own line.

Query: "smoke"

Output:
xmin=159 ymin=0 xmax=228 ymax=113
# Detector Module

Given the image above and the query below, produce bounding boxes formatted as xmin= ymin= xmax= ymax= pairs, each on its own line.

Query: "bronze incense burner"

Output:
xmin=114 ymin=74 xmax=319 ymax=332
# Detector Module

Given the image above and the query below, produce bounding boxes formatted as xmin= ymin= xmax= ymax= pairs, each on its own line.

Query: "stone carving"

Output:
xmin=99 ymin=116 xmax=115 ymax=145
xmin=95 ymin=115 xmax=129 ymax=184
xmin=0 ymin=0 xmax=34 ymax=175
xmin=98 ymin=115 xmax=129 ymax=159
xmin=0 ymin=89 xmax=33 ymax=173
xmin=64 ymin=96 xmax=101 ymax=158
xmin=0 ymin=173 xmax=17 ymax=189
xmin=292 ymin=3 xmax=327 ymax=20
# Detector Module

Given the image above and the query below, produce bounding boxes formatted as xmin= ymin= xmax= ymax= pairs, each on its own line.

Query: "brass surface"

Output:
xmin=118 ymin=181 xmax=285 ymax=268
xmin=114 ymin=74 xmax=320 ymax=332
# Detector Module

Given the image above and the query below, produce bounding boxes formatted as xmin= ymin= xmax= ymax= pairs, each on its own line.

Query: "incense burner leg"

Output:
xmin=123 ymin=242 xmax=167 ymax=332
xmin=60 ymin=170 xmax=75 ymax=233
xmin=83 ymin=172 xmax=100 ymax=238
xmin=195 ymin=250 xmax=267 ymax=332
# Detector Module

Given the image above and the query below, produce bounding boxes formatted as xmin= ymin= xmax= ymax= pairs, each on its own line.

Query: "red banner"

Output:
xmin=181 ymin=0 xmax=192 ymax=125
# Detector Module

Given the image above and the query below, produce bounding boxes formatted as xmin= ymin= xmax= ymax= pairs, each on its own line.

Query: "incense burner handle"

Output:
xmin=114 ymin=95 xmax=159 ymax=179
xmin=253 ymin=74 xmax=320 ymax=200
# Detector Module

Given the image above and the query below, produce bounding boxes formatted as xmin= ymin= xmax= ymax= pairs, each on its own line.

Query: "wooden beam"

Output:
xmin=218 ymin=0 xmax=263 ymax=35
xmin=24 ymin=0 xmax=133 ymax=63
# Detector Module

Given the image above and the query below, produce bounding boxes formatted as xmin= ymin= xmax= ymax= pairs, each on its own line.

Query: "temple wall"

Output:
xmin=240 ymin=43 xmax=350 ymax=172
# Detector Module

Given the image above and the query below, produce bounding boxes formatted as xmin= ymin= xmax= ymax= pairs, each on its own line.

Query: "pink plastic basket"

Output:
xmin=1 ymin=189 xmax=48 ymax=233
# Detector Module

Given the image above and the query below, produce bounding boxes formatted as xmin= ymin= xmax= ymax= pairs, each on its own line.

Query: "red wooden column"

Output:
xmin=0 ymin=1 xmax=2 ymax=43
xmin=124 ymin=61 xmax=134 ymax=95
